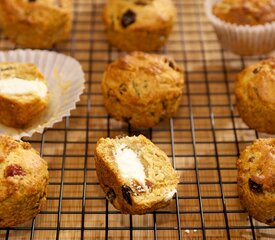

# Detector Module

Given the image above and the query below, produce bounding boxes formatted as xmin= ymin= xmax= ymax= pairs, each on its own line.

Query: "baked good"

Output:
xmin=94 ymin=135 xmax=179 ymax=214
xmin=102 ymin=51 xmax=184 ymax=128
xmin=213 ymin=0 xmax=275 ymax=26
xmin=205 ymin=0 xmax=275 ymax=55
xmin=0 ymin=135 xmax=49 ymax=227
xmin=102 ymin=0 xmax=176 ymax=51
xmin=0 ymin=0 xmax=72 ymax=49
xmin=235 ymin=58 xmax=275 ymax=134
xmin=237 ymin=138 xmax=275 ymax=226
xmin=0 ymin=62 xmax=49 ymax=129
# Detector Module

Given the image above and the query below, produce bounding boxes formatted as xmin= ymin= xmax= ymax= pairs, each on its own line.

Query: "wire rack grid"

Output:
xmin=0 ymin=0 xmax=275 ymax=239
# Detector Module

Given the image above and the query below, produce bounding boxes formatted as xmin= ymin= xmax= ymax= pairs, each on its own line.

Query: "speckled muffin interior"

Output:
xmin=0 ymin=135 xmax=49 ymax=227
xmin=235 ymin=58 xmax=275 ymax=134
xmin=102 ymin=51 xmax=184 ymax=128
xmin=0 ymin=0 xmax=72 ymax=48
xmin=94 ymin=135 xmax=179 ymax=214
xmin=102 ymin=0 xmax=176 ymax=51
xmin=237 ymin=138 xmax=275 ymax=225
xmin=0 ymin=62 xmax=49 ymax=129
xmin=213 ymin=0 xmax=275 ymax=25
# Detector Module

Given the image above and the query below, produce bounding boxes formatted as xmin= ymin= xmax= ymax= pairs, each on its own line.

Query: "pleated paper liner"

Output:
xmin=0 ymin=49 xmax=85 ymax=139
xmin=205 ymin=0 xmax=275 ymax=56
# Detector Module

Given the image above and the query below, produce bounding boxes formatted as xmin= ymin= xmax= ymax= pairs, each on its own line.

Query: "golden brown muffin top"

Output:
xmin=102 ymin=51 xmax=183 ymax=105
xmin=0 ymin=135 xmax=48 ymax=202
xmin=0 ymin=0 xmax=72 ymax=24
xmin=103 ymin=0 xmax=176 ymax=31
xmin=237 ymin=138 xmax=275 ymax=193
xmin=235 ymin=58 xmax=275 ymax=111
xmin=213 ymin=0 xmax=275 ymax=25
xmin=5 ymin=0 xmax=71 ymax=9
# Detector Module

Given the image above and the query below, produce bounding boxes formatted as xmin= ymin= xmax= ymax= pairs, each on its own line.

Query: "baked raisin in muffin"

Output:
xmin=103 ymin=0 xmax=176 ymax=51
xmin=102 ymin=51 xmax=184 ymax=128
xmin=235 ymin=58 xmax=275 ymax=134
xmin=0 ymin=0 xmax=72 ymax=49
xmin=95 ymin=135 xmax=179 ymax=214
xmin=0 ymin=135 xmax=49 ymax=227
xmin=237 ymin=138 xmax=275 ymax=226
xmin=0 ymin=62 xmax=49 ymax=129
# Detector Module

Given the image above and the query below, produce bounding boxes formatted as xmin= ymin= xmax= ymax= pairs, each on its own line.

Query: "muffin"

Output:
xmin=102 ymin=0 xmax=176 ymax=51
xmin=235 ymin=58 xmax=275 ymax=134
xmin=205 ymin=0 xmax=275 ymax=55
xmin=0 ymin=0 xmax=72 ymax=49
xmin=0 ymin=62 xmax=49 ymax=129
xmin=94 ymin=135 xmax=179 ymax=214
xmin=102 ymin=52 xmax=184 ymax=128
xmin=237 ymin=138 xmax=275 ymax=226
xmin=0 ymin=135 xmax=49 ymax=227
xmin=213 ymin=0 xmax=275 ymax=25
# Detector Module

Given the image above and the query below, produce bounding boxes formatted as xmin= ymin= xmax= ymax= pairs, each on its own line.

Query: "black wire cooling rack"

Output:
xmin=0 ymin=0 xmax=275 ymax=239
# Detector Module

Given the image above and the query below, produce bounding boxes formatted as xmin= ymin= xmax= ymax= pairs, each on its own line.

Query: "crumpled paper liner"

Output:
xmin=0 ymin=49 xmax=85 ymax=139
xmin=205 ymin=0 xmax=275 ymax=56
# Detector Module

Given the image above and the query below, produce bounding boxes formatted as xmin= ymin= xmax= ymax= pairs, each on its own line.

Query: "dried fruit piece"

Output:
xmin=122 ymin=185 xmax=133 ymax=205
xmin=249 ymin=178 xmax=263 ymax=193
xmin=248 ymin=156 xmax=255 ymax=162
xmin=266 ymin=217 xmax=275 ymax=224
xmin=121 ymin=10 xmax=136 ymax=28
xmin=106 ymin=188 xmax=116 ymax=201
xmin=0 ymin=67 xmax=14 ymax=72
xmin=145 ymin=179 xmax=154 ymax=190
xmin=4 ymin=164 xmax=26 ymax=177
xmin=119 ymin=83 xmax=127 ymax=95
xmin=253 ymin=67 xmax=262 ymax=74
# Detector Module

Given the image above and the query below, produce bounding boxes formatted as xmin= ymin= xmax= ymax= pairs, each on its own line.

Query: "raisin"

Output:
xmin=253 ymin=67 xmax=261 ymax=74
xmin=122 ymin=116 xmax=132 ymax=123
xmin=122 ymin=185 xmax=132 ymax=205
xmin=106 ymin=188 xmax=116 ymax=201
xmin=248 ymin=156 xmax=255 ymax=162
xmin=0 ymin=66 xmax=14 ymax=72
xmin=29 ymin=0 xmax=36 ymax=2
xmin=266 ymin=217 xmax=275 ymax=224
xmin=121 ymin=10 xmax=136 ymax=28
xmin=145 ymin=179 xmax=154 ymax=190
xmin=4 ymin=164 xmax=26 ymax=177
xmin=168 ymin=61 xmax=175 ymax=69
xmin=135 ymin=1 xmax=147 ymax=5
xmin=119 ymin=83 xmax=127 ymax=95
xmin=249 ymin=178 xmax=263 ymax=193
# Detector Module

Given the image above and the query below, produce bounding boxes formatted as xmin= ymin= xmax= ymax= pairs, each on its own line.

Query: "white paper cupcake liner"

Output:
xmin=0 ymin=49 xmax=85 ymax=139
xmin=205 ymin=0 xmax=275 ymax=56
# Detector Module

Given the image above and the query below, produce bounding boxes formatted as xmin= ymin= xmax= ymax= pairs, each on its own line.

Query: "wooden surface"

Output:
xmin=0 ymin=0 xmax=275 ymax=239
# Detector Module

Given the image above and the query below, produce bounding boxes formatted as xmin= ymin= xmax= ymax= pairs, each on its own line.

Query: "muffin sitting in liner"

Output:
xmin=0 ymin=0 xmax=72 ymax=49
xmin=95 ymin=135 xmax=179 ymax=214
xmin=0 ymin=62 xmax=49 ymax=129
xmin=102 ymin=51 xmax=184 ymax=128
xmin=103 ymin=0 xmax=176 ymax=51
xmin=237 ymin=138 xmax=275 ymax=226
xmin=0 ymin=135 xmax=49 ymax=227
xmin=205 ymin=0 xmax=275 ymax=55
xmin=235 ymin=58 xmax=275 ymax=134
